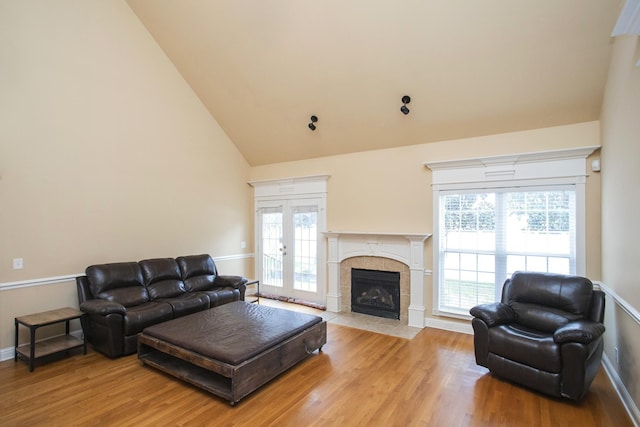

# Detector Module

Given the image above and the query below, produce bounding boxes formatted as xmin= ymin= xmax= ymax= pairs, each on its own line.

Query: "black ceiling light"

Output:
xmin=400 ymin=95 xmax=411 ymax=115
xmin=308 ymin=115 xmax=318 ymax=131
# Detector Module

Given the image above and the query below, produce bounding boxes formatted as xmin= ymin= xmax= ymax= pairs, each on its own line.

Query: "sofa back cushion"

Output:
xmin=86 ymin=262 xmax=149 ymax=307
xmin=502 ymin=271 xmax=594 ymax=333
xmin=139 ymin=258 xmax=186 ymax=300
xmin=176 ymin=254 xmax=218 ymax=292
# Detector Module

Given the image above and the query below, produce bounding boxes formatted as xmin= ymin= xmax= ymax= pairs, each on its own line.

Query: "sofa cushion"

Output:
xmin=97 ymin=287 xmax=149 ymax=308
xmin=177 ymin=254 xmax=218 ymax=292
xmin=200 ymin=288 xmax=240 ymax=307
xmin=139 ymin=258 xmax=186 ymax=300
xmin=123 ymin=302 xmax=173 ymax=335
xmin=183 ymin=275 xmax=216 ymax=292
xmin=86 ymin=262 xmax=149 ymax=307
xmin=158 ymin=293 xmax=211 ymax=317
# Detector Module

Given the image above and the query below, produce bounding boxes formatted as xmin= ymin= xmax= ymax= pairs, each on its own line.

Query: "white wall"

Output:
xmin=0 ymin=1 xmax=253 ymax=350
xmin=250 ymin=121 xmax=603 ymax=323
xmin=600 ymin=34 xmax=640 ymax=417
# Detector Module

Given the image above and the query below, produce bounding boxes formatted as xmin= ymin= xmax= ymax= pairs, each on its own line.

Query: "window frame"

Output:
xmin=438 ymin=185 xmax=577 ymax=317
xmin=425 ymin=146 xmax=598 ymax=319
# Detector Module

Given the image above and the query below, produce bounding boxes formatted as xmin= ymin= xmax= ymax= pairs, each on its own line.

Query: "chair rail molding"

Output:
xmin=0 ymin=254 xmax=253 ymax=291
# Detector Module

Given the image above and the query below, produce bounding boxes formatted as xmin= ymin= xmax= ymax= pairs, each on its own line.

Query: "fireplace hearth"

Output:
xmin=351 ymin=268 xmax=400 ymax=320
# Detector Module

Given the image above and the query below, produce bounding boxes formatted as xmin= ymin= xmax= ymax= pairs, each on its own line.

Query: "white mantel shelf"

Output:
xmin=322 ymin=231 xmax=432 ymax=328
xmin=324 ymin=231 xmax=431 ymax=239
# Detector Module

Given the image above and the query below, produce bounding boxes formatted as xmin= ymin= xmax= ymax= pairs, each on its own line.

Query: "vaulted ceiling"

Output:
xmin=126 ymin=0 xmax=624 ymax=166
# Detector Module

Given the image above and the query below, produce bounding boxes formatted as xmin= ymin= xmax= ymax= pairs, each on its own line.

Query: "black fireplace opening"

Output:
xmin=351 ymin=268 xmax=400 ymax=320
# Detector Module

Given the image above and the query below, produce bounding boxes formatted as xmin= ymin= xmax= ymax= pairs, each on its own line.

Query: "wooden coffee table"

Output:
xmin=138 ymin=301 xmax=326 ymax=405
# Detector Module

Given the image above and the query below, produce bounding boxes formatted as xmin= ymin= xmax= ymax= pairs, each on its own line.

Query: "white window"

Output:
xmin=439 ymin=187 xmax=575 ymax=316
xmin=425 ymin=146 xmax=598 ymax=318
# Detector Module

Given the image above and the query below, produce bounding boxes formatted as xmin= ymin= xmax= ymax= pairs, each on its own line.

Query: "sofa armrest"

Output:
xmin=80 ymin=299 xmax=126 ymax=316
xmin=215 ymin=275 xmax=248 ymax=289
xmin=554 ymin=320 xmax=605 ymax=344
xmin=470 ymin=302 xmax=515 ymax=327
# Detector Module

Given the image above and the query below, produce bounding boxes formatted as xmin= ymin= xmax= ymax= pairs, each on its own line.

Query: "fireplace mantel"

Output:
xmin=323 ymin=231 xmax=431 ymax=328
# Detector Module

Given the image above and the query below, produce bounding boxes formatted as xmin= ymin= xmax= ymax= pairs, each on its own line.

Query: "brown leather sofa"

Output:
xmin=76 ymin=254 xmax=247 ymax=358
xmin=469 ymin=271 xmax=605 ymax=401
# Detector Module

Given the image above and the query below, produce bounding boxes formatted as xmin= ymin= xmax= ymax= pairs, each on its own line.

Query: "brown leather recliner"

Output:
xmin=470 ymin=271 xmax=605 ymax=401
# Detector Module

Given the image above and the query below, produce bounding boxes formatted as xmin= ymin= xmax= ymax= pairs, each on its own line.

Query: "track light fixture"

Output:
xmin=400 ymin=95 xmax=411 ymax=115
xmin=308 ymin=115 xmax=318 ymax=131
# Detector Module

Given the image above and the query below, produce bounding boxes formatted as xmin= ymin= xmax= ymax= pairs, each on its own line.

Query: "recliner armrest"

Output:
xmin=80 ymin=299 xmax=126 ymax=316
xmin=215 ymin=275 xmax=247 ymax=289
xmin=469 ymin=302 xmax=515 ymax=327
xmin=553 ymin=320 xmax=605 ymax=344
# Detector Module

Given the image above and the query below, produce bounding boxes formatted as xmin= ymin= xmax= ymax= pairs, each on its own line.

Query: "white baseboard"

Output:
xmin=1 ymin=329 xmax=83 ymax=362
xmin=603 ymin=353 xmax=640 ymax=427
xmin=0 ymin=346 xmax=14 ymax=362
xmin=424 ymin=316 xmax=473 ymax=335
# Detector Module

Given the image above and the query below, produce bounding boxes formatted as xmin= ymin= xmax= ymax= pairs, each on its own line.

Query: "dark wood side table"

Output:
xmin=15 ymin=307 xmax=86 ymax=372
xmin=245 ymin=279 xmax=260 ymax=304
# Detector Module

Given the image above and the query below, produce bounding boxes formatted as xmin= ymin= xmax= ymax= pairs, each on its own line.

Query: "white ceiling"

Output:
xmin=126 ymin=0 xmax=624 ymax=166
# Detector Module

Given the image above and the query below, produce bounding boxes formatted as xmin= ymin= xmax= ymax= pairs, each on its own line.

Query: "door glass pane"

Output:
xmin=293 ymin=206 xmax=317 ymax=292
xmin=262 ymin=209 xmax=283 ymax=287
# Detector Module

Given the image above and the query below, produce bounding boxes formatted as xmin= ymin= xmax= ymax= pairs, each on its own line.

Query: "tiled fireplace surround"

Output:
xmin=324 ymin=232 xmax=431 ymax=328
xmin=341 ymin=257 xmax=409 ymax=322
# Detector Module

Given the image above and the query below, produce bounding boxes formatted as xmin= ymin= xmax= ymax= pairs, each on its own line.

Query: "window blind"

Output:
xmin=438 ymin=186 xmax=576 ymax=315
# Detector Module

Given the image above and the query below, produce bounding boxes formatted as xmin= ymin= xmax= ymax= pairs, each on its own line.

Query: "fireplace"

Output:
xmin=324 ymin=231 xmax=431 ymax=327
xmin=351 ymin=268 xmax=400 ymax=320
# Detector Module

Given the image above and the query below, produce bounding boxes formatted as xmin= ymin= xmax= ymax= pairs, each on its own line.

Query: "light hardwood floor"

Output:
xmin=0 ymin=304 xmax=632 ymax=427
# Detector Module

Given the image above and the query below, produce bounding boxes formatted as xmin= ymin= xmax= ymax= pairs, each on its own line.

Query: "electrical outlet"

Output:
xmin=13 ymin=258 xmax=24 ymax=270
xmin=240 ymin=241 xmax=247 ymax=249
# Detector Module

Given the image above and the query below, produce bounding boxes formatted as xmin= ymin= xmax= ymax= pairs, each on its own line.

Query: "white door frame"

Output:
xmin=249 ymin=175 xmax=329 ymax=305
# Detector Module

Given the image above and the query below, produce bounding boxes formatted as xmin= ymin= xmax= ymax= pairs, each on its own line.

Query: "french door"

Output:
xmin=256 ymin=198 xmax=325 ymax=304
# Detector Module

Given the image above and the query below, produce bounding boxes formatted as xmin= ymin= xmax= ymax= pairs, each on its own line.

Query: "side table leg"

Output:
xmin=29 ymin=326 xmax=36 ymax=372
xmin=14 ymin=319 xmax=18 ymax=362
xmin=81 ymin=315 xmax=87 ymax=354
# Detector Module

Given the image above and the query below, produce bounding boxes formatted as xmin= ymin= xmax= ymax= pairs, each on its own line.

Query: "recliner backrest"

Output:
xmin=139 ymin=258 xmax=186 ymax=300
xmin=176 ymin=254 xmax=218 ymax=292
xmin=86 ymin=262 xmax=149 ymax=307
xmin=589 ymin=290 xmax=606 ymax=323
xmin=501 ymin=271 xmax=595 ymax=333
